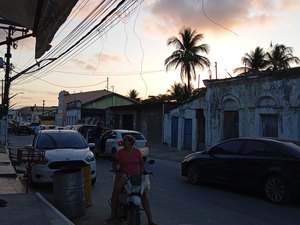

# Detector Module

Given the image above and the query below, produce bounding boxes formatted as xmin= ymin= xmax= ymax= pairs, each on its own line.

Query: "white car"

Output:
xmin=28 ymin=129 xmax=97 ymax=185
xmin=97 ymin=129 xmax=149 ymax=159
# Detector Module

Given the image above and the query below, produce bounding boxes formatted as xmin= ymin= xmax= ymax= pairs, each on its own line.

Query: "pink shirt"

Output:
xmin=116 ymin=148 xmax=142 ymax=175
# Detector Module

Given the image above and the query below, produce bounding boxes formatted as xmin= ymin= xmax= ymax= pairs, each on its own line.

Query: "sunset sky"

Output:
xmin=1 ymin=0 xmax=300 ymax=109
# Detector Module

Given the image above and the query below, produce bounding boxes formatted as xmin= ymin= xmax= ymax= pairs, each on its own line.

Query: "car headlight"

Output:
xmin=85 ymin=152 xmax=95 ymax=162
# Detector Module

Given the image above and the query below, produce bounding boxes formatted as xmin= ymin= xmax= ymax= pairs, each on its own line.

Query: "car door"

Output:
xmin=105 ymin=132 xmax=118 ymax=153
xmin=238 ymin=140 xmax=285 ymax=188
xmin=208 ymin=139 xmax=245 ymax=183
xmin=99 ymin=130 xmax=112 ymax=153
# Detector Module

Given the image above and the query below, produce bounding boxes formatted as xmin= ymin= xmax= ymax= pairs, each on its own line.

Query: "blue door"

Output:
xmin=184 ymin=119 xmax=192 ymax=150
xmin=171 ymin=117 xmax=178 ymax=148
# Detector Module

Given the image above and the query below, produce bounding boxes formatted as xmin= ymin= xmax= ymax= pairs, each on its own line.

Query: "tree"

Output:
xmin=127 ymin=89 xmax=140 ymax=101
xmin=167 ymin=82 xmax=191 ymax=104
xmin=142 ymin=94 xmax=170 ymax=104
xmin=265 ymin=44 xmax=300 ymax=71
xmin=165 ymin=27 xmax=210 ymax=96
xmin=233 ymin=46 xmax=268 ymax=75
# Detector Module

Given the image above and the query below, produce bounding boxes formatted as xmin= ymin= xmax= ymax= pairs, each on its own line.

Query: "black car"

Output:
xmin=181 ymin=137 xmax=300 ymax=203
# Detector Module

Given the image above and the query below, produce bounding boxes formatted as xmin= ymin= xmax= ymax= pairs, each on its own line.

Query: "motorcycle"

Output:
xmin=109 ymin=159 xmax=155 ymax=225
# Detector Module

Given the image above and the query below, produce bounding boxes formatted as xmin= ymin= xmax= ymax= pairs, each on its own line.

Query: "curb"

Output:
xmin=36 ymin=193 xmax=75 ymax=225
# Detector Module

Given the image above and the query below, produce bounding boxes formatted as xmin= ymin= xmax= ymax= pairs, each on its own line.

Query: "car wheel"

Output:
xmin=187 ymin=164 xmax=201 ymax=184
xmin=264 ymin=175 xmax=290 ymax=204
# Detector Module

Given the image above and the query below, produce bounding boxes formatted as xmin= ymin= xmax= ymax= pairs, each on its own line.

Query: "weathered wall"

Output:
xmin=204 ymin=69 xmax=300 ymax=147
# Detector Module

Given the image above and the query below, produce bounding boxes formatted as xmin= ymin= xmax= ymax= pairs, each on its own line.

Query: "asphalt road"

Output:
xmin=7 ymin=134 xmax=300 ymax=225
xmin=32 ymin=157 xmax=300 ymax=225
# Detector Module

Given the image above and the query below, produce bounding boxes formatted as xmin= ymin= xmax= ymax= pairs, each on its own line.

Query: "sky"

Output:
xmin=1 ymin=0 xmax=300 ymax=109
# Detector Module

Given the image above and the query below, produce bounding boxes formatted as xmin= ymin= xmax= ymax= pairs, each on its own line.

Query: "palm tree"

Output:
xmin=165 ymin=27 xmax=210 ymax=96
xmin=167 ymin=82 xmax=191 ymax=103
xmin=142 ymin=94 xmax=170 ymax=104
xmin=233 ymin=46 xmax=268 ymax=75
xmin=127 ymin=89 xmax=140 ymax=101
xmin=265 ymin=44 xmax=300 ymax=71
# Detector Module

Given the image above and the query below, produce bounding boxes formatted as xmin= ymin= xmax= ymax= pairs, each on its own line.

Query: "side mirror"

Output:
xmin=88 ymin=143 xmax=96 ymax=149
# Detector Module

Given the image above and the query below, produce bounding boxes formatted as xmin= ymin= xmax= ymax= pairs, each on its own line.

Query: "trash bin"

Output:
xmin=53 ymin=168 xmax=86 ymax=219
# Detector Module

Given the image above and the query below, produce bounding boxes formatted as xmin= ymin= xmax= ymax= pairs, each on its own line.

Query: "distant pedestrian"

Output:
xmin=92 ymin=122 xmax=103 ymax=150
xmin=34 ymin=125 xmax=41 ymax=136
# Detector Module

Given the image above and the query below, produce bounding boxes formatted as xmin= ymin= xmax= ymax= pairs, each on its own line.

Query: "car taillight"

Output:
xmin=118 ymin=140 xmax=123 ymax=146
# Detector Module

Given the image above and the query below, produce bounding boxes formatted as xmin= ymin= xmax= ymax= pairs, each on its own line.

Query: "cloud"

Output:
xmin=97 ymin=53 xmax=123 ymax=64
xmin=143 ymin=0 xmax=298 ymax=35
xmin=69 ymin=53 xmax=123 ymax=72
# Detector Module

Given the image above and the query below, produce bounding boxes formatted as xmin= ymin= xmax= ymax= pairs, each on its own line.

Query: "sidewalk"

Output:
xmin=0 ymin=142 xmax=75 ymax=225
xmin=149 ymin=143 xmax=193 ymax=162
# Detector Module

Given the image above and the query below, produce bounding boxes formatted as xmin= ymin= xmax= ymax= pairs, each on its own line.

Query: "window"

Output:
xmin=122 ymin=132 xmax=145 ymax=140
xmin=109 ymin=132 xmax=117 ymax=139
xmin=210 ymin=140 xmax=244 ymax=155
xmin=243 ymin=140 xmax=283 ymax=157
xmin=36 ymin=132 xmax=87 ymax=149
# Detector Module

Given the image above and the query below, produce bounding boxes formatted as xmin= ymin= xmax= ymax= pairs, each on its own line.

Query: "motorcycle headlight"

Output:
xmin=85 ymin=152 xmax=95 ymax=162
xmin=131 ymin=185 xmax=141 ymax=194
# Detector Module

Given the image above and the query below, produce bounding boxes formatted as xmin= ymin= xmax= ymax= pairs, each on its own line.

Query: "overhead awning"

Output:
xmin=0 ymin=0 xmax=78 ymax=59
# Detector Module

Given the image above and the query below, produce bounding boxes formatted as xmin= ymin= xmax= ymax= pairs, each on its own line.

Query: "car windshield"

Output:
xmin=36 ymin=132 xmax=88 ymax=150
xmin=121 ymin=132 xmax=145 ymax=140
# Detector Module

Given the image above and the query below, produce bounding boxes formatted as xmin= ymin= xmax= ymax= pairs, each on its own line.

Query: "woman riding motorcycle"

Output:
xmin=106 ymin=135 xmax=157 ymax=225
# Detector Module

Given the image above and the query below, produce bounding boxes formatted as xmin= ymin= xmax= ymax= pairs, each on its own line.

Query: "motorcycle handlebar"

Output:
xmin=110 ymin=169 xmax=153 ymax=175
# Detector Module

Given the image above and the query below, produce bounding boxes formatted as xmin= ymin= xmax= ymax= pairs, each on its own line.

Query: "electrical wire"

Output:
xmin=18 ymin=73 xmax=107 ymax=88
xmin=133 ymin=3 xmax=147 ymax=99
xmin=202 ymin=0 xmax=238 ymax=37
xmin=13 ymin=0 xmax=144 ymax=86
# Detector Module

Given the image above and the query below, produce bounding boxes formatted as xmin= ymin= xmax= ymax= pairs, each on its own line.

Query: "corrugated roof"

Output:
xmin=63 ymin=89 xmax=111 ymax=105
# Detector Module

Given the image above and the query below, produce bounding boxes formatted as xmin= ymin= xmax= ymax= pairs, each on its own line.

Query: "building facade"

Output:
xmin=164 ymin=67 xmax=300 ymax=151
xmin=56 ymin=89 xmax=137 ymax=126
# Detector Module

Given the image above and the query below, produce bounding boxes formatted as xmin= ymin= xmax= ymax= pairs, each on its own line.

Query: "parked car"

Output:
xmin=72 ymin=124 xmax=96 ymax=143
xmin=28 ymin=129 xmax=97 ymax=185
xmin=97 ymin=129 xmax=149 ymax=159
xmin=16 ymin=122 xmax=33 ymax=135
xmin=181 ymin=137 xmax=300 ymax=204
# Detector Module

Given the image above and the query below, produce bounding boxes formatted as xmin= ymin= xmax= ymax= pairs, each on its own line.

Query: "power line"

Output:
xmin=13 ymin=0 xmax=144 ymax=85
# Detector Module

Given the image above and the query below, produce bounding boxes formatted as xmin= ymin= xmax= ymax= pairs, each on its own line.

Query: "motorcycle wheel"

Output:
xmin=127 ymin=204 xmax=140 ymax=225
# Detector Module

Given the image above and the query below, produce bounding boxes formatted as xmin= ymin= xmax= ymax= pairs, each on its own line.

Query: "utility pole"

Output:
xmin=42 ymin=100 xmax=45 ymax=121
xmin=215 ymin=62 xmax=218 ymax=79
xmin=3 ymin=26 xmax=12 ymax=116
xmin=0 ymin=25 xmax=32 ymax=145
xmin=106 ymin=77 xmax=109 ymax=126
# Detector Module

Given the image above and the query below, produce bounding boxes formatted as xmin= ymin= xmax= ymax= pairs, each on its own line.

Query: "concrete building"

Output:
xmin=164 ymin=67 xmax=300 ymax=151
xmin=56 ymin=90 xmax=137 ymax=126
xmin=110 ymin=103 xmax=178 ymax=144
